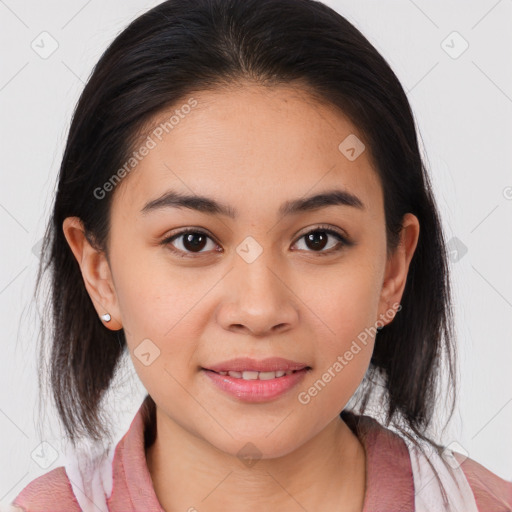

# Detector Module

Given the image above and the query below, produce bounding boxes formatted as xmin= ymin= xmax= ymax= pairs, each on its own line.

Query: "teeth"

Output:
xmin=259 ymin=371 xmax=278 ymax=380
xmin=242 ymin=371 xmax=259 ymax=380
xmin=219 ymin=369 xmax=297 ymax=380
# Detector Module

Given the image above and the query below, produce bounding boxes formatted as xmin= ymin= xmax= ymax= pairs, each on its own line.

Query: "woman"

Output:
xmin=10 ymin=0 xmax=512 ymax=510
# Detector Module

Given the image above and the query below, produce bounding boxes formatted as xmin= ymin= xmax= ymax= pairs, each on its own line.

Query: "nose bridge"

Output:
xmin=234 ymin=235 xmax=283 ymax=305
xmin=218 ymin=235 xmax=298 ymax=334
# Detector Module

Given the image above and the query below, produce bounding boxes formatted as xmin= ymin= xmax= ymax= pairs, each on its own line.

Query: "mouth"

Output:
xmin=201 ymin=365 xmax=311 ymax=403
xmin=200 ymin=357 xmax=312 ymax=402
xmin=202 ymin=368 xmax=312 ymax=380
xmin=202 ymin=356 xmax=311 ymax=375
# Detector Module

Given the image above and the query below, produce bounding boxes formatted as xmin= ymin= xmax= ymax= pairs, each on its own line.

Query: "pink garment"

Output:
xmin=11 ymin=400 xmax=512 ymax=511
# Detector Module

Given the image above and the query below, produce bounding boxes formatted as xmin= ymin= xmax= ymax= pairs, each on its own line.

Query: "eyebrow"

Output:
xmin=141 ymin=188 xmax=365 ymax=218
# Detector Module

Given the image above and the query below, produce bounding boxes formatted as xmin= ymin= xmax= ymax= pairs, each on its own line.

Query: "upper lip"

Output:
xmin=203 ymin=357 xmax=310 ymax=373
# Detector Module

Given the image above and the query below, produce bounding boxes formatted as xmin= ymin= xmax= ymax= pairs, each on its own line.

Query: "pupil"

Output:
xmin=184 ymin=233 xmax=207 ymax=252
xmin=306 ymin=231 xmax=327 ymax=251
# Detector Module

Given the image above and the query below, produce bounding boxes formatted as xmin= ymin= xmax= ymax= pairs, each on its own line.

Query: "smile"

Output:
xmin=210 ymin=369 xmax=301 ymax=379
xmin=202 ymin=367 xmax=310 ymax=402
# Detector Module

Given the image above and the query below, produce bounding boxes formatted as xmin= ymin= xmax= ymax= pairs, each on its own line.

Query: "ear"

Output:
xmin=62 ymin=217 xmax=123 ymax=331
xmin=377 ymin=213 xmax=420 ymax=327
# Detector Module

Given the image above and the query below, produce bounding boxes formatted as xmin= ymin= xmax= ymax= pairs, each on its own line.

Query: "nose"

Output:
xmin=215 ymin=254 xmax=299 ymax=337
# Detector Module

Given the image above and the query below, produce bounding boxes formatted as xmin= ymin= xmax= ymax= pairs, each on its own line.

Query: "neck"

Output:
xmin=146 ymin=408 xmax=366 ymax=512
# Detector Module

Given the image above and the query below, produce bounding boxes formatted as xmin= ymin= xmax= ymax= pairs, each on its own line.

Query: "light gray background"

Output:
xmin=1 ymin=0 xmax=511 ymax=505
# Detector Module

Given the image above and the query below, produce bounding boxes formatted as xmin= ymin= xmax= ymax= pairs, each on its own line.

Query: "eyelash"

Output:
xmin=160 ymin=224 xmax=351 ymax=259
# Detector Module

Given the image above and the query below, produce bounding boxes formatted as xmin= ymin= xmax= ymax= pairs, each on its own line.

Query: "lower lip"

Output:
xmin=202 ymin=368 xmax=309 ymax=403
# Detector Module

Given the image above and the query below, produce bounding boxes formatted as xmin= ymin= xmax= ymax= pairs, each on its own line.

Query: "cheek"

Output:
xmin=311 ymin=260 xmax=382 ymax=339
xmin=111 ymin=239 xmax=204 ymax=337
xmin=297 ymin=277 xmax=379 ymax=417
xmin=302 ymin=258 xmax=382 ymax=400
xmin=112 ymin=252 xmax=217 ymax=396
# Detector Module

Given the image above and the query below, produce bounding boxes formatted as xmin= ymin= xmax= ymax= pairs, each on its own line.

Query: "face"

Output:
xmin=64 ymin=82 xmax=418 ymax=460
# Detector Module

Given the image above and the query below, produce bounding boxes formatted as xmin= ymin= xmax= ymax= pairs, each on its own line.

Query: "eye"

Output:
xmin=161 ymin=229 xmax=220 ymax=258
xmin=161 ymin=224 xmax=351 ymax=258
xmin=292 ymin=225 xmax=350 ymax=256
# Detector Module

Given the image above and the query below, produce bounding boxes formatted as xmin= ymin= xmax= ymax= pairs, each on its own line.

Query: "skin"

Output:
xmin=63 ymin=82 xmax=420 ymax=512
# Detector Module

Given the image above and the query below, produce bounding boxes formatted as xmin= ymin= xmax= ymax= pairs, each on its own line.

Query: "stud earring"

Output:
xmin=101 ymin=313 xmax=111 ymax=323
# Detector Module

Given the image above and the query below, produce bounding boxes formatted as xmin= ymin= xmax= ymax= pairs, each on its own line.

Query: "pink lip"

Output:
xmin=203 ymin=367 xmax=309 ymax=403
xmin=203 ymin=357 xmax=310 ymax=373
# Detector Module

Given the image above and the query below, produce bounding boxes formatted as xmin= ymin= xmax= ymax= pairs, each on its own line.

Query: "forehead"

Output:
xmin=112 ymin=83 xmax=383 ymax=222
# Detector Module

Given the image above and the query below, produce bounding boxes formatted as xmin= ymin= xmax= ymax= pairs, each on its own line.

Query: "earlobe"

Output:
xmin=377 ymin=213 xmax=420 ymax=326
xmin=62 ymin=217 xmax=123 ymax=331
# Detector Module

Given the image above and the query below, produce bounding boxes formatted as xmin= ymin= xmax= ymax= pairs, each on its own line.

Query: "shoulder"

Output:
xmin=9 ymin=466 xmax=81 ymax=512
xmin=454 ymin=452 xmax=512 ymax=511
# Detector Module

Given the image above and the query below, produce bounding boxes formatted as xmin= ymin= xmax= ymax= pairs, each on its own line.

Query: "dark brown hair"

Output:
xmin=34 ymin=0 xmax=458 ymax=505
